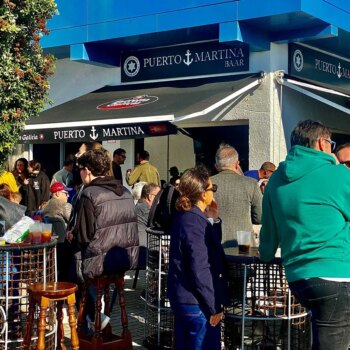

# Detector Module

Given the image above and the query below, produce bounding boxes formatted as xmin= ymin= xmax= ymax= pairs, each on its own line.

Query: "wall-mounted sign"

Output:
xmin=289 ymin=43 xmax=350 ymax=91
xmin=121 ymin=42 xmax=249 ymax=83
xmin=19 ymin=122 xmax=177 ymax=144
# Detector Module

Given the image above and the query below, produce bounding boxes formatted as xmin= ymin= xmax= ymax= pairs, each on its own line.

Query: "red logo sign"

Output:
xmin=97 ymin=95 xmax=158 ymax=110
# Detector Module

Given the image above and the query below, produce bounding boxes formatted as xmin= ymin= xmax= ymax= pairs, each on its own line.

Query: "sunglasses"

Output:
xmin=341 ymin=161 xmax=350 ymax=169
xmin=206 ymin=184 xmax=218 ymax=193
xmin=323 ymin=137 xmax=336 ymax=151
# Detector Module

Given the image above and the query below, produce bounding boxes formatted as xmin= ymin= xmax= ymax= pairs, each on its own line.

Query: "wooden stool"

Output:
xmin=77 ymin=274 xmax=132 ymax=350
xmin=23 ymin=282 xmax=79 ymax=350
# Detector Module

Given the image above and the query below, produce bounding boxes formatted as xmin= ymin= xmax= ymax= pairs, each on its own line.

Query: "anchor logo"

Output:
xmin=183 ymin=50 xmax=193 ymax=66
xmin=90 ymin=126 xmax=98 ymax=140
xmin=337 ymin=63 xmax=342 ymax=79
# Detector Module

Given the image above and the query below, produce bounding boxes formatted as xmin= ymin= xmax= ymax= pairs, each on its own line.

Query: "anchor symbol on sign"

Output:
xmin=90 ymin=126 xmax=99 ymax=140
xmin=337 ymin=63 xmax=342 ymax=79
xmin=183 ymin=50 xmax=193 ymax=66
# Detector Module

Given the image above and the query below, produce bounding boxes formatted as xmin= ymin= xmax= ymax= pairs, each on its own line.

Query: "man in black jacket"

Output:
xmin=72 ymin=148 xmax=139 ymax=330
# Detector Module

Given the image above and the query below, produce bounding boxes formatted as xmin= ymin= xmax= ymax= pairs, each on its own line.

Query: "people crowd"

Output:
xmin=0 ymin=120 xmax=349 ymax=349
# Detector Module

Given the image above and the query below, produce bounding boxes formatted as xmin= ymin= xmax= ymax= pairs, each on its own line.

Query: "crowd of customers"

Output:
xmin=1 ymin=118 xmax=350 ymax=348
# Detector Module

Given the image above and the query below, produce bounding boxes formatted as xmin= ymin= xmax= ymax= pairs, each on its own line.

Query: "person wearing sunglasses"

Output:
xmin=168 ymin=166 xmax=228 ymax=350
xmin=112 ymin=148 xmax=127 ymax=185
xmin=259 ymin=120 xmax=350 ymax=350
xmin=335 ymin=142 xmax=350 ymax=169
xmin=42 ymin=182 xmax=73 ymax=224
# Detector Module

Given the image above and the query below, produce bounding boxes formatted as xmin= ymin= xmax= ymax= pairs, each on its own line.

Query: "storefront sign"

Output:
xmin=121 ymin=42 xmax=249 ymax=83
xmin=19 ymin=122 xmax=177 ymax=144
xmin=289 ymin=43 xmax=350 ymax=91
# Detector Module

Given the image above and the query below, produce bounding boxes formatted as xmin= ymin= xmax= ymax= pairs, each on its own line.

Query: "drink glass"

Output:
xmin=29 ymin=222 xmax=42 ymax=244
xmin=41 ymin=223 xmax=52 ymax=242
xmin=237 ymin=231 xmax=251 ymax=254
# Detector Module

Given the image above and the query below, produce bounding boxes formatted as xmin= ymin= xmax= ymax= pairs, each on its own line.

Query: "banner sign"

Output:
xmin=289 ymin=43 xmax=350 ymax=91
xmin=121 ymin=41 xmax=249 ymax=83
xmin=19 ymin=122 xmax=177 ymax=144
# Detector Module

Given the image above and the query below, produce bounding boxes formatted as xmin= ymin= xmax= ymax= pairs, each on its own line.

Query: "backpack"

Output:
xmin=148 ymin=184 xmax=179 ymax=232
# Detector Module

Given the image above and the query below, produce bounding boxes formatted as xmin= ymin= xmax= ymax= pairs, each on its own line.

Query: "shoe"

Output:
xmin=86 ymin=313 xmax=110 ymax=331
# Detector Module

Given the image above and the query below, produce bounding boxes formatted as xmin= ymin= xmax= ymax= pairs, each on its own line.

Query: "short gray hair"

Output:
xmin=215 ymin=143 xmax=239 ymax=170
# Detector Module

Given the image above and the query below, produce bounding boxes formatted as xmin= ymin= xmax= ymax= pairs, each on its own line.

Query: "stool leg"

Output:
xmin=116 ymin=277 xmax=131 ymax=338
xmin=23 ymin=294 xmax=36 ymax=350
xmin=77 ymin=283 xmax=87 ymax=335
xmin=67 ymin=294 xmax=79 ymax=350
xmin=56 ymin=300 xmax=66 ymax=350
xmin=93 ymin=286 xmax=103 ymax=337
xmin=104 ymin=283 xmax=111 ymax=317
xmin=37 ymin=297 xmax=49 ymax=350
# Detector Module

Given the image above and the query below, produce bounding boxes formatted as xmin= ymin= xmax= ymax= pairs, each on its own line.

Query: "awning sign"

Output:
xmin=19 ymin=122 xmax=177 ymax=144
xmin=121 ymin=42 xmax=249 ymax=83
xmin=289 ymin=43 xmax=350 ymax=92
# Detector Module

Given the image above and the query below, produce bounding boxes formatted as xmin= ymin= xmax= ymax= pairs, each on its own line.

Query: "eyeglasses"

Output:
xmin=120 ymin=155 xmax=126 ymax=159
xmin=206 ymin=184 xmax=218 ymax=193
xmin=340 ymin=161 xmax=350 ymax=169
xmin=323 ymin=137 xmax=336 ymax=151
xmin=61 ymin=191 xmax=69 ymax=197
xmin=79 ymin=166 xmax=85 ymax=172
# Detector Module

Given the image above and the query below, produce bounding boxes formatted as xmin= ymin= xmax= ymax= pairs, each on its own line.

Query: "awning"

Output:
xmin=20 ymin=73 xmax=263 ymax=144
xmin=277 ymin=72 xmax=350 ymax=115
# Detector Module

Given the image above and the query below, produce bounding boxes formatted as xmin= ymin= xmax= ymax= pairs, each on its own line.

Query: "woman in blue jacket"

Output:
xmin=168 ymin=166 xmax=228 ymax=350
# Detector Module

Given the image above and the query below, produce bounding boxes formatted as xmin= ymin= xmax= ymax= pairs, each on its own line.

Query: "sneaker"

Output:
xmin=86 ymin=313 xmax=110 ymax=331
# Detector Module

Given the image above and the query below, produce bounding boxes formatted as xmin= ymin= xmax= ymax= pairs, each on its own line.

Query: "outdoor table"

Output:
xmin=224 ymin=247 xmax=311 ymax=350
xmin=0 ymin=239 xmax=57 ymax=349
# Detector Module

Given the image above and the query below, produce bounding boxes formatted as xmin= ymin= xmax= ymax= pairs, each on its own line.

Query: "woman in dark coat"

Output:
xmin=167 ymin=166 xmax=228 ymax=350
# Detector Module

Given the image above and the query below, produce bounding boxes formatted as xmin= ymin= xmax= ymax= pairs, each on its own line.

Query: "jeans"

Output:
xmin=172 ymin=304 xmax=221 ymax=350
xmin=289 ymin=278 xmax=350 ymax=350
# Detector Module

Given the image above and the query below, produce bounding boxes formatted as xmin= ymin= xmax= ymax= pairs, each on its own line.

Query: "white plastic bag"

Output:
xmin=3 ymin=216 xmax=35 ymax=243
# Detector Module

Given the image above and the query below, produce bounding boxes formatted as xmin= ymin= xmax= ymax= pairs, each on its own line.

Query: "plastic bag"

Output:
xmin=3 ymin=216 xmax=35 ymax=243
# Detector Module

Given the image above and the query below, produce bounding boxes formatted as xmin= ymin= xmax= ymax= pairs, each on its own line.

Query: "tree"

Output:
xmin=0 ymin=0 xmax=57 ymax=171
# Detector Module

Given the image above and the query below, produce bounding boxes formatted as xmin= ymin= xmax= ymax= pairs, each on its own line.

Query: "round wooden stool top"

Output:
xmin=27 ymin=282 xmax=78 ymax=299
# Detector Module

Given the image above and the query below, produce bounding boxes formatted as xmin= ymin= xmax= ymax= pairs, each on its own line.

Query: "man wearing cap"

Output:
xmin=42 ymin=182 xmax=73 ymax=224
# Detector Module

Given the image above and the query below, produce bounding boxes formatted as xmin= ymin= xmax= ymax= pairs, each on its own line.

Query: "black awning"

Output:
xmin=20 ymin=73 xmax=260 ymax=143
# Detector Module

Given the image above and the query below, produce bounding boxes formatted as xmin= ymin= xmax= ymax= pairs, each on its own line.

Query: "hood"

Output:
xmin=86 ymin=176 xmax=124 ymax=196
xmin=276 ymin=145 xmax=336 ymax=183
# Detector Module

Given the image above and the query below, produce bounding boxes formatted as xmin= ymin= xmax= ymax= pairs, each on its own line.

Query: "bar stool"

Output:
xmin=23 ymin=281 xmax=79 ymax=350
xmin=77 ymin=274 xmax=132 ymax=350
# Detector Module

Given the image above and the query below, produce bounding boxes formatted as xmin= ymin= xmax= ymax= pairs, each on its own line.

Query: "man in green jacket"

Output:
xmin=259 ymin=120 xmax=350 ymax=350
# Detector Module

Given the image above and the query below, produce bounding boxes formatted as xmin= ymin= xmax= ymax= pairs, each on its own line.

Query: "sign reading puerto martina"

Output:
xmin=121 ymin=42 xmax=249 ymax=82
xmin=289 ymin=43 xmax=350 ymax=91
xmin=19 ymin=122 xmax=177 ymax=144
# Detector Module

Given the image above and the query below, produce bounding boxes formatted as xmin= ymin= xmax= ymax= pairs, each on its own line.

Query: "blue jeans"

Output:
xmin=289 ymin=278 xmax=350 ymax=350
xmin=172 ymin=304 xmax=221 ymax=350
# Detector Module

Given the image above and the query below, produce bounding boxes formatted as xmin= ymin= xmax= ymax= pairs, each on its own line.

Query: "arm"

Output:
xmin=184 ymin=216 xmax=219 ymax=317
xmin=251 ymin=182 xmax=263 ymax=225
xmin=72 ymin=196 xmax=95 ymax=250
xmin=126 ymin=166 xmax=141 ymax=186
xmin=258 ymin=189 xmax=279 ymax=262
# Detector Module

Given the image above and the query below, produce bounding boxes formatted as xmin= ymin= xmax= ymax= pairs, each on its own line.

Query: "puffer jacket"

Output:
xmin=73 ymin=176 xmax=139 ymax=280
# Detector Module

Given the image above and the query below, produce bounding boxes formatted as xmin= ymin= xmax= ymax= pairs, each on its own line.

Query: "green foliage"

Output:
xmin=0 ymin=0 xmax=57 ymax=171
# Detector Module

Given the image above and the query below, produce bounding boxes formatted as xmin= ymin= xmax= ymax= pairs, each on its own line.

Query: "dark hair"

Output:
xmin=29 ymin=160 xmax=41 ymax=171
xmin=141 ymin=183 xmax=159 ymax=199
xmin=335 ymin=142 xmax=350 ymax=156
xmin=290 ymin=120 xmax=331 ymax=148
xmin=77 ymin=148 xmax=111 ymax=176
xmin=138 ymin=150 xmax=150 ymax=161
xmin=63 ymin=159 xmax=74 ymax=167
xmin=13 ymin=158 xmax=29 ymax=174
xmin=113 ymin=148 xmax=126 ymax=157
xmin=176 ymin=166 xmax=210 ymax=212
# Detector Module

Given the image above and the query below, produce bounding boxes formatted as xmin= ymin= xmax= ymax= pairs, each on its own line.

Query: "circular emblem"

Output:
xmin=293 ymin=49 xmax=303 ymax=72
xmin=123 ymin=56 xmax=140 ymax=77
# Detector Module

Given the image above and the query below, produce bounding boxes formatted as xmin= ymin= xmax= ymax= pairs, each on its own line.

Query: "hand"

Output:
xmin=205 ymin=199 xmax=218 ymax=220
xmin=126 ymin=169 xmax=132 ymax=177
xmin=209 ymin=312 xmax=224 ymax=327
xmin=66 ymin=230 xmax=73 ymax=242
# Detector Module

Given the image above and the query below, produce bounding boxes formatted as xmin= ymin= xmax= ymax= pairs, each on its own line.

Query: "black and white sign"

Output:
xmin=19 ymin=122 xmax=177 ymax=144
xmin=121 ymin=42 xmax=249 ymax=83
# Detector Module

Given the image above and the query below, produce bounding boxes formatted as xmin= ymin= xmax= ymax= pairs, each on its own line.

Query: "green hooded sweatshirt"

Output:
xmin=259 ymin=145 xmax=350 ymax=282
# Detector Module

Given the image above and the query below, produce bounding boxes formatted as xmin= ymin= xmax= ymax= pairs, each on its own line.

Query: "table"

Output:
xmin=224 ymin=247 xmax=311 ymax=350
xmin=0 ymin=240 xmax=57 ymax=350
